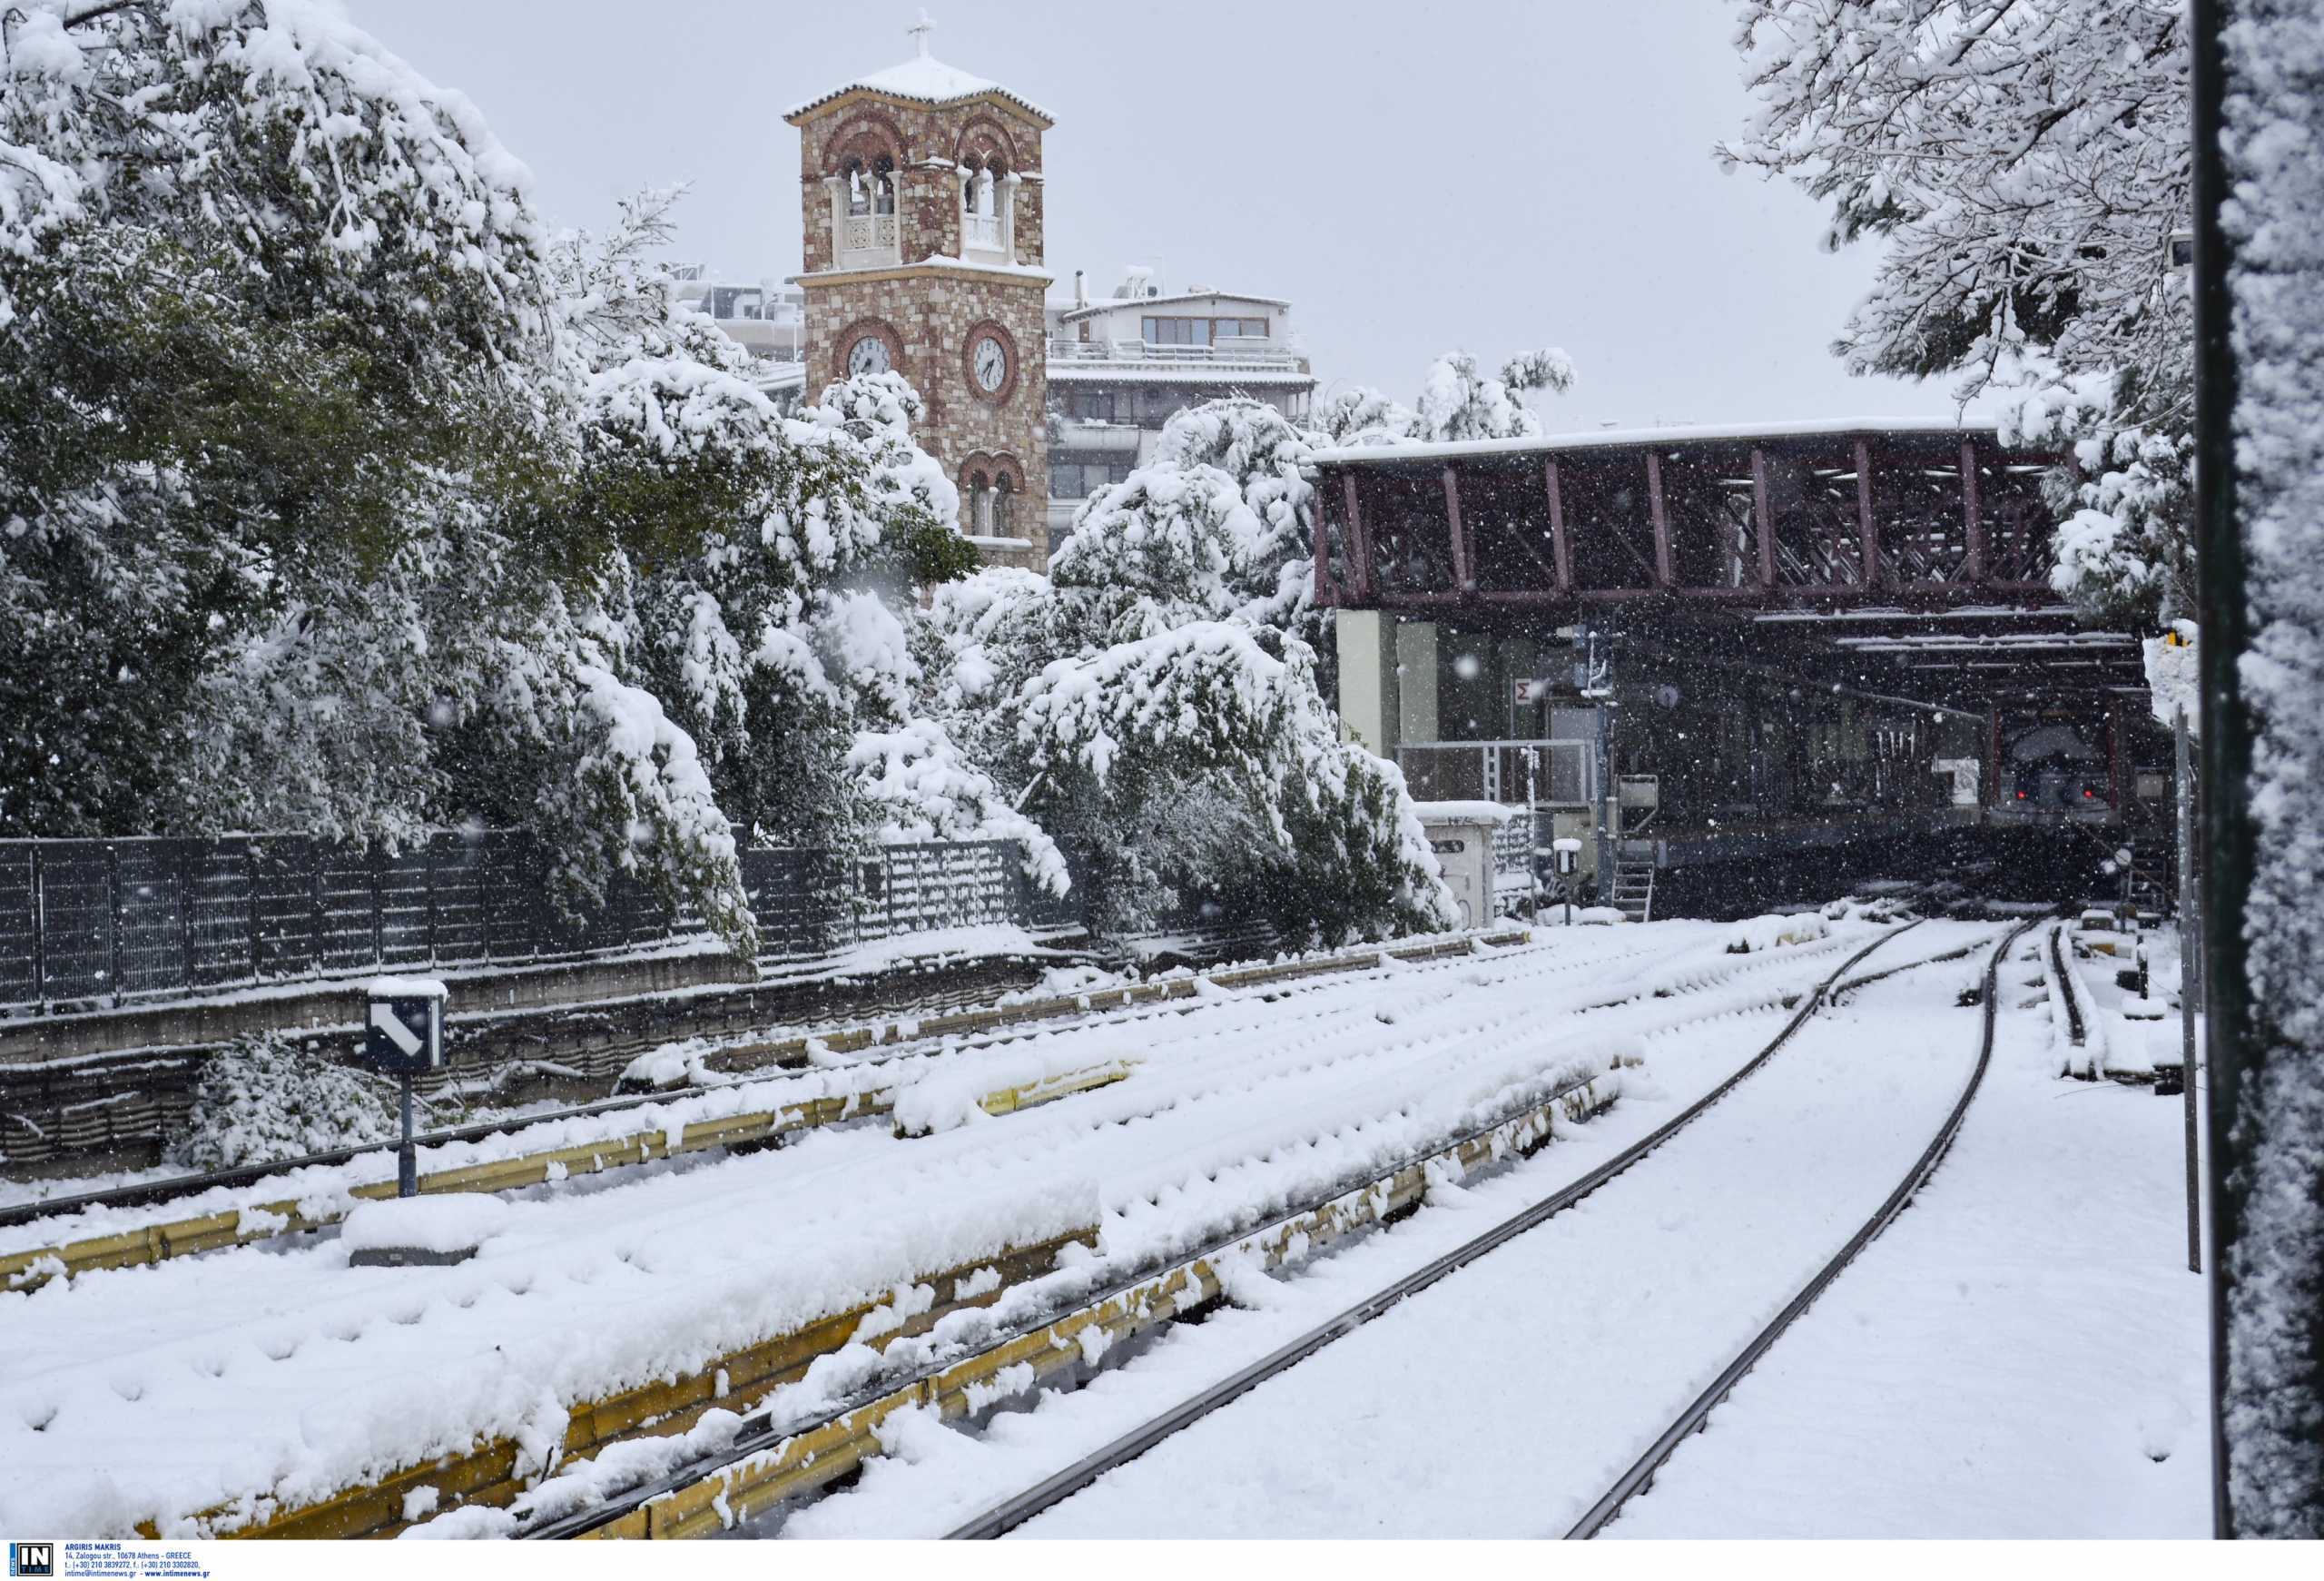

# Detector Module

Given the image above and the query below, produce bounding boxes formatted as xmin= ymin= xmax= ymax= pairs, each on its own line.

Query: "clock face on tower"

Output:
xmin=847 ymin=333 xmax=891 ymax=376
xmin=972 ymin=335 xmax=1009 ymax=393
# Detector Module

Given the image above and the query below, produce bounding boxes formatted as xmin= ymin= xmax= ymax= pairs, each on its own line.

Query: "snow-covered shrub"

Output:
xmin=169 ymin=1036 xmax=397 ymax=1173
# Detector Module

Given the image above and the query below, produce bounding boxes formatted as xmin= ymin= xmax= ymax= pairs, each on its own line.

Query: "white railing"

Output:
xmin=839 ymin=212 xmax=898 ymax=266
xmin=1046 ymin=337 xmax=1305 ymax=371
xmin=1396 ymin=739 xmax=1596 ymax=809
xmin=963 ymin=212 xmax=1002 ymax=252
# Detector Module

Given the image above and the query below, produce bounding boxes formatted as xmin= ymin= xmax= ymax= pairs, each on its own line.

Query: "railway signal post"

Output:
xmin=364 ymin=977 xmax=448 ymax=1199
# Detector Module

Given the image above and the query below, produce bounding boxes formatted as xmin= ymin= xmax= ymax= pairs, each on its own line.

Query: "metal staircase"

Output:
xmin=1610 ymin=843 xmax=1656 ymax=924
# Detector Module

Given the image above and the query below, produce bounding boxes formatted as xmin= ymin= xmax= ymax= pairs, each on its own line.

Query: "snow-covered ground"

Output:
xmin=1606 ymin=929 xmax=2207 ymax=1537
xmin=759 ymin=921 xmax=2204 ymax=1540
xmin=0 ymin=914 xmax=2209 ymax=1541
xmin=5 ymin=919 xmax=1813 ymax=1535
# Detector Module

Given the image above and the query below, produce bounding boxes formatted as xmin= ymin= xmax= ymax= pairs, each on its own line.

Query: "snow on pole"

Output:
xmin=2199 ymin=0 xmax=2324 ymax=1537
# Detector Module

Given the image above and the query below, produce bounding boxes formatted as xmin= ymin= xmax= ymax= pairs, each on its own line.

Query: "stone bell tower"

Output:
xmin=786 ymin=15 xmax=1053 ymax=568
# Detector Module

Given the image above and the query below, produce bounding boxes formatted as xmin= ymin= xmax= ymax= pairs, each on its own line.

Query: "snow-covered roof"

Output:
xmin=1058 ymin=289 xmax=1294 ymax=322
xmin=1410 ymin=800 xmax=1518 ymax=825
xmin=1308 ymin=417 xmax=2010 ymax=466
xmin=785 ymin=52 xmax=1053 ymax=125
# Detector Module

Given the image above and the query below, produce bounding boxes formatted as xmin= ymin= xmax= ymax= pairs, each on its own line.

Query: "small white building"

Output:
xmin=672 ymin=265 xmax=811 ymax=411
xmin=1043 ymin=267 xmax=1319 ymax=555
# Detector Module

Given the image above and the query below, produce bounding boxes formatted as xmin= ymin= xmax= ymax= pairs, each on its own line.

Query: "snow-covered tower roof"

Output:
xmin=784 ymin=14 xmax=1053 ymax=128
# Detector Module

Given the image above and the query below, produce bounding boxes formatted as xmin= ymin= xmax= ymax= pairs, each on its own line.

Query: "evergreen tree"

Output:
xmin=1723 ymin=0 xmax=2194 ymax=631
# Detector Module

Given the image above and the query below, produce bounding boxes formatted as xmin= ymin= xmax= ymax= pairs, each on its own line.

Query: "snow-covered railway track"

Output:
xmin=5 ymin=922 xmax=1763 ymax=1540
xmin=1561 ymin=915 xmax=2043 ymax=1537
xmin=4 ymin=929 xmax=1588 ymax=1290
xmin=2046 ymin=922 xmax=2090 ymax=1049
xmin=506 ymin=920 xmax=1930 ymax=1542
xmin=895 ymin=918 xmax=2024 ymax=1542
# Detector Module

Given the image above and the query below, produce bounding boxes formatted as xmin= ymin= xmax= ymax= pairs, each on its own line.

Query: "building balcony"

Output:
xmin=837 ymin=212 xmax=900 ymax=270
xmin=1047 ymin=337 xmax=1307 ymax=374
xmin=1050 ymin=420 xmax=1144 ymax=454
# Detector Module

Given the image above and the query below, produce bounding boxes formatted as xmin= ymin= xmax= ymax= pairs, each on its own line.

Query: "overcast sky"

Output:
xmin=364 ymin=0 xmax=1966 ymax=431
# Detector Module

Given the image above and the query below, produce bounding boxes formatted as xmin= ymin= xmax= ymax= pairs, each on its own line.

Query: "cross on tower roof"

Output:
xmin=909 ymin=9 xmax=935 ymax=57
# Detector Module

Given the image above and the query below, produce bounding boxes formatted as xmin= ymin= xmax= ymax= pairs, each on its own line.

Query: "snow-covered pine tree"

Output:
xmin=1310 ymin=349 xmax=1573 ymax=448
xmin=1723 ymin=0 xmax=2194 ymax=633
xmin=921 ymin=366 xmax=1579 ymax=943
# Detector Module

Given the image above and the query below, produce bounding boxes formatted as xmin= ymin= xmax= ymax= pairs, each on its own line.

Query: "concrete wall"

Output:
xmin=1337 ymin=610 xmax=1401 ymax=755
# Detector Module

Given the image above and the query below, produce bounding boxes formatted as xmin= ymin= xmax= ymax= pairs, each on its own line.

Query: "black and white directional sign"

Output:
xmin=364 ymin=984 xmax=445 ymax=1073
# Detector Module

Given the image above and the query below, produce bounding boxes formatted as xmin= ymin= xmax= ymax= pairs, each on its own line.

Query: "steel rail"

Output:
xmin=529 ymin=922 xmax=1919 ymax=1543
xmin=1560 ymin=914 xmax=2045 ymax=1538
xmin=2047 ymin=921 xmax=2089 ymax=1047
xmin=940 ymin=919 xmax=1938 ymax=1540
xmin=1827 ymin=936 xmax=1985 ymax=1001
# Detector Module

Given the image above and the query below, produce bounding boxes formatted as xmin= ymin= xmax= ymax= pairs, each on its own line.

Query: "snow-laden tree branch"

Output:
xmin=1723 ymin=0 xmax=2193 ymax=630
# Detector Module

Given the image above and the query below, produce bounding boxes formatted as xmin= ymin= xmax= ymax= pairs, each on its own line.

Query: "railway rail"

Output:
xmin=513 ymin=918 xmax=1935 ymax=1542
xmin=1561 ymin=914 xmax=2041 ymax=1536
xmin=2046 ymin=922 xmax=2089 ymax=1049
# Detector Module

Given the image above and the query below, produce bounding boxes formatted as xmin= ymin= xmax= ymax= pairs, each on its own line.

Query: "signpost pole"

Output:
xmin=399 ymin=1072 xmax=417 ymax=1200
xmin=1525 ymin=746 xmax=1541 ymax=924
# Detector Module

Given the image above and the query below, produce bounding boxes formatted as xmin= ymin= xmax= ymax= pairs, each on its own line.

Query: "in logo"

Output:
xmin=7 ymin=1543 xmax=53 ymax=1578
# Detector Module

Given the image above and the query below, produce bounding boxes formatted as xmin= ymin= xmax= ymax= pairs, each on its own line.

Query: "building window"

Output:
xmin=1049 ymin=459 xmax=1136 ymax=498
xmin=834 ymin=153 xmax=901 ymax=267
xmin=992 ymin=472 xmax=1015 ymax=535
xmin=967 ymin=469 xmax=992 ymax=533
xmin=1068 ymin=390 xmax=1119 ymax=423
xmin=1138 ymin=315 xmax=1273 ymax=346
xmin=1133 ymin=387 xmax=1183 ymax=429
xmin=960 ymin=156 xmax=1008 ymax=257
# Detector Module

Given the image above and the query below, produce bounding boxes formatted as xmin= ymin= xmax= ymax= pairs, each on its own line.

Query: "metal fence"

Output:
xmin=0 ymin=833 xmax=1078 ymax=1015
xmin=1397 ymin=739 xmax=1596 ymax=807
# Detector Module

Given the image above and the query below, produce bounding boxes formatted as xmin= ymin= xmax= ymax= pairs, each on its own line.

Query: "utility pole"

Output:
xmin=2191 ymin=0 xmax=2244 ymax=1532
xmin=2175 ymin=708 xmax=2201 ymax=1275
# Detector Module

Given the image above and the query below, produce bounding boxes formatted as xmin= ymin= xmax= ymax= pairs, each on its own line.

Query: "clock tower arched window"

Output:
xmin=957 ymin=153 xmax=1017 ymax=264
xmin=830 ymin=151 xmax=901 ymax=268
